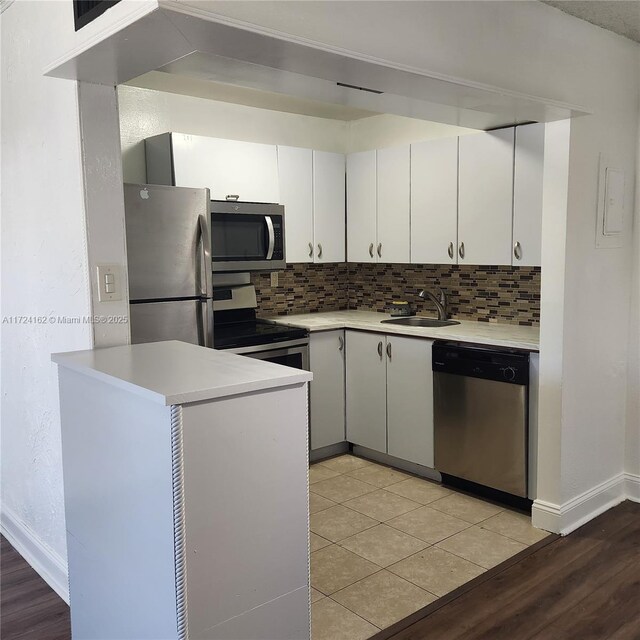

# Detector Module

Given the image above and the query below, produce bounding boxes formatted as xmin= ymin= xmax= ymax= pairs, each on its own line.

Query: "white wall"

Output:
xmin=626 ymin=111 xmax=640 ymax=500
xmin=1 ymin=0 xmax=94 ymax=598
xmin=347 ymin=114 xmax=474 ymax=152
xmin=118 ymin=85 xmax=349 ymax=183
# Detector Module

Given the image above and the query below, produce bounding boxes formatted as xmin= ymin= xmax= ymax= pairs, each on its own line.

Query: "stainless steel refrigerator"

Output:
xmin=124 ymin=183 xmax=213 ymax=347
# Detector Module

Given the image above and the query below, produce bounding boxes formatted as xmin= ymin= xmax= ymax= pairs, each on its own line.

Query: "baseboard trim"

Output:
xmin=532 ymin=473 xmax=626 ymax=535
xmin=1 ymin=504 xmax=69 ymax=604
xmin=625 ymin=472 xmax=640 ymax=502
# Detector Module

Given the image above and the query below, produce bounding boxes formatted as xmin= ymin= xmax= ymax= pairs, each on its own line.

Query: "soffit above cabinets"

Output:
xmin=46 ymin=4 xmax=589 ymax=130
xmin=125 ymin=71 xmax=378 ymax=122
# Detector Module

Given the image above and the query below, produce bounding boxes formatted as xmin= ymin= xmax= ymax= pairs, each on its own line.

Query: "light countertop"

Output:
xmin=52 ymin=340 xmax=313 ymax=406
xmin=266 ymin=310 xmax=540 ymax=351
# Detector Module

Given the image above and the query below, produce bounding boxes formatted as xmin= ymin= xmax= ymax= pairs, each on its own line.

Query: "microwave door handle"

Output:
xmin=265 ymin=216 xmax=275 ymax=260
xmin=198 ymin=215 xmax=212 ymax=298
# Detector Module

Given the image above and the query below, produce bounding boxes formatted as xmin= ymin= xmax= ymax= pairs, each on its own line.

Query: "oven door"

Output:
xmin=211 ymin=206 xmax=285 ymax=272
xmin=229 ymin=341 xmax=309 ymax=371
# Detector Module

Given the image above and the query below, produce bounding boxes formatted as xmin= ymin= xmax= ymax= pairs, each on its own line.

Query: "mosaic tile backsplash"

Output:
xmin=253 ymin=263 xmax=541 ymax=326
xmin=348 ymin=263 xmax=541 ymax=326
xmin=252 ymin=263 xmax=349 ymax=316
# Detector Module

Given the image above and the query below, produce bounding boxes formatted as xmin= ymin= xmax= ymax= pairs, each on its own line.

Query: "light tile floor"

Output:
xmin=310 ymin=455 xmax=549 ymax=640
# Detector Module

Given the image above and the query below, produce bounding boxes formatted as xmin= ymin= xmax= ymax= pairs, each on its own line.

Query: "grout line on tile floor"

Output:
xmin=326 ymin=569 xmax=438 ymax=631
xmin=312 ymin=597 xmax=382 ymax=637
xmin=382 ymin=512 xmax=476 ymax=545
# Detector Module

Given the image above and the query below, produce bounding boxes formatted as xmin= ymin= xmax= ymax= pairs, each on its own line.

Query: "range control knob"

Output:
xmin=501 ymin=366 xmax=517 ymax=382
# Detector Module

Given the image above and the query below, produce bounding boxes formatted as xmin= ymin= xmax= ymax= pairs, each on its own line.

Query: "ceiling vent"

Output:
xmin=336 ymin=82 xmax=384 ymax=95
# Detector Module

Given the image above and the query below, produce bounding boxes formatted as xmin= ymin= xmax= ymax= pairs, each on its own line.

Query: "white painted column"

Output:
xmin=532 ymin=119 xmax=571 ymax=532
xmin=77 ymin=82 xmax=130 ymax=347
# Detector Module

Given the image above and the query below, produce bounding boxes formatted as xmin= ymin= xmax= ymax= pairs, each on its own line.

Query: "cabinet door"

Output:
xmin=313 ymin=151 xmax=346 ymax=263
xmin=377 ymin=145 xmax=410 ymax=263
xmin=345 ymin=331 xmax=387 ymax=453
xmin=309 ymin=330 xmax=346 ymax=450
xmin=458 ymin=129 xmax=514 ymax=266
xmin=386 ymin=336 xmax=434 ymax=468
xmin=171 ymin=133 xmax=279 ymax=203
xmin=346 ymin=151 xmax=377 ymax=263
xmin=513 ymin=124 xmax=544 ymax=267
xmin=278 ymin=146 xmax=314 ymax=263
xmin=411 ymin=138 xmax=458 ymax=265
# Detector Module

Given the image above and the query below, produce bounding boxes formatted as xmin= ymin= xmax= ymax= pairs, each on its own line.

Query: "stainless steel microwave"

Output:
xmin=210 ymin=201 xmax=286 ymax=272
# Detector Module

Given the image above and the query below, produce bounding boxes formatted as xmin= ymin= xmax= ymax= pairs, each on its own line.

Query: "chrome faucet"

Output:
xmin=417 ymin=288 xmax=448 ymax=321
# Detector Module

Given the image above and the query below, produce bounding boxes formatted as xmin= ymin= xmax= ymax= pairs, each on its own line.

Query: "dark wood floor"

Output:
xmin=1 ymin=501 xmax=639 ymax=640
xmin=0 ymin=536 xmax=70 ymax=640
xmin=382 ymin=500 xmax=640 ymax=640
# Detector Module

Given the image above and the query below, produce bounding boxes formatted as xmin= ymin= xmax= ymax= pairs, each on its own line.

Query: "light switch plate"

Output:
xmin=270 ymin=271 xmax=279 ymax=287
xmin=97 ymin=264 xmax=123 ymax=302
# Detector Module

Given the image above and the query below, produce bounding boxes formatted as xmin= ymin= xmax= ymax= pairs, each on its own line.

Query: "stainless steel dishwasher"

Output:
xmin=433 ymin=342 xmax=529 ymax=499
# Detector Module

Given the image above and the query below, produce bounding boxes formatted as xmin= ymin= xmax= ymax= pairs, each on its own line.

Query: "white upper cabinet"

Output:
xmin=168 ymin=133 xmax=280 ymax=203
xmin=411 ymin=137 xmax=459 ymax=265
xmin=313 ymin=151 xmax=346 ymax=263
xmin=277 ymin=146 xmax=314 ymax=263
xmin=377 ymin=145 xmax=410 ymax=263
xmin=513 ymin=124 xmax=544 ymax=267
xmin=347 ymin=151 xmax=377 ymax=263
xmin=458 ymin=128 xmax=515 ymax=266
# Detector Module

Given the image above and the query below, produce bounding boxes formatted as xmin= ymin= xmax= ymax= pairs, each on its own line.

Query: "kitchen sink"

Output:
xmin=381 ymin=317 xmax=461 ymax=328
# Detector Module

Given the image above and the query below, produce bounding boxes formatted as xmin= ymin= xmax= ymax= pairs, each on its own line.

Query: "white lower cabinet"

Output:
xmin=309 ymin=330 xmax=346 ymax=450
xmin=386 ymin=336 xmax=434 ymax=468
xmin=346 ymin=331 xmax=434 ymax=467
xmin=345 ymin=331 xmax=387 ymax=453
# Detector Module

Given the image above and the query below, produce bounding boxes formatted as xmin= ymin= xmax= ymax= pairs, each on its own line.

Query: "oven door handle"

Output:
xmin=265 ymin=216 xmax=275 ymax=260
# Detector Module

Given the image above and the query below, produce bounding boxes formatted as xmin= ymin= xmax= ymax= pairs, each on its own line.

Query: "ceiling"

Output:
xmin=541 ymin=1 xmax=640 ymax=43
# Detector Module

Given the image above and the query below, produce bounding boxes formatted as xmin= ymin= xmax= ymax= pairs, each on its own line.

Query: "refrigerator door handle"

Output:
xmin=203 ymin=298 xmax=213 ymax=348
xmin=195 ymin=298 xmax=214 ymax=349
xmin=198 ymin=215 xmax=212 ymax=298
xmin=265 ymin=216 xmax=275 ymax=260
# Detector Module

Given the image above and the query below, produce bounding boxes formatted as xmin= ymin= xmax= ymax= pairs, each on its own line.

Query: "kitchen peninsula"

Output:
xmin=52 ymin=340 xmax=312 ymax=640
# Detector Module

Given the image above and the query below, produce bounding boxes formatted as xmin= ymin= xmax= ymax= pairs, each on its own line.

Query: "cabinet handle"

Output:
xmin=459 ymin=241 xmax=465 ymax=260
xmin=448 ymin=242 xmax=454 ymax=260
xmin=514 ymin=241 xmax=522 ymax=260
xmin=308 ymin=242 xmax=314 ymax=258
xmin=225 ymin=194 xmax=240 ymax=201
xmin=377 ymin=341 xmax=383 ymax=359
xmin=377 ymin=243 xmax=382 ymax=258
xmin=386 ymin=342 xmax=392 ymax=360
xmin=369 ymin=243 xmax=374 ymax=258
xmin=317 ymin=243 xmax=323 ymax=259
xmin=338 ymin=335 xmax=344 ymax=351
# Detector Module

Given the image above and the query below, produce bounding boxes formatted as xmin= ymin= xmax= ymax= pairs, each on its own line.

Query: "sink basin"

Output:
xmin=381 ymin=317 xmax=461 ymax=328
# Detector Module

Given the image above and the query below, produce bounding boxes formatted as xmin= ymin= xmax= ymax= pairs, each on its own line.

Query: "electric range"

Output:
xmin=213 ymin=284 xmax=309 ymax=370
